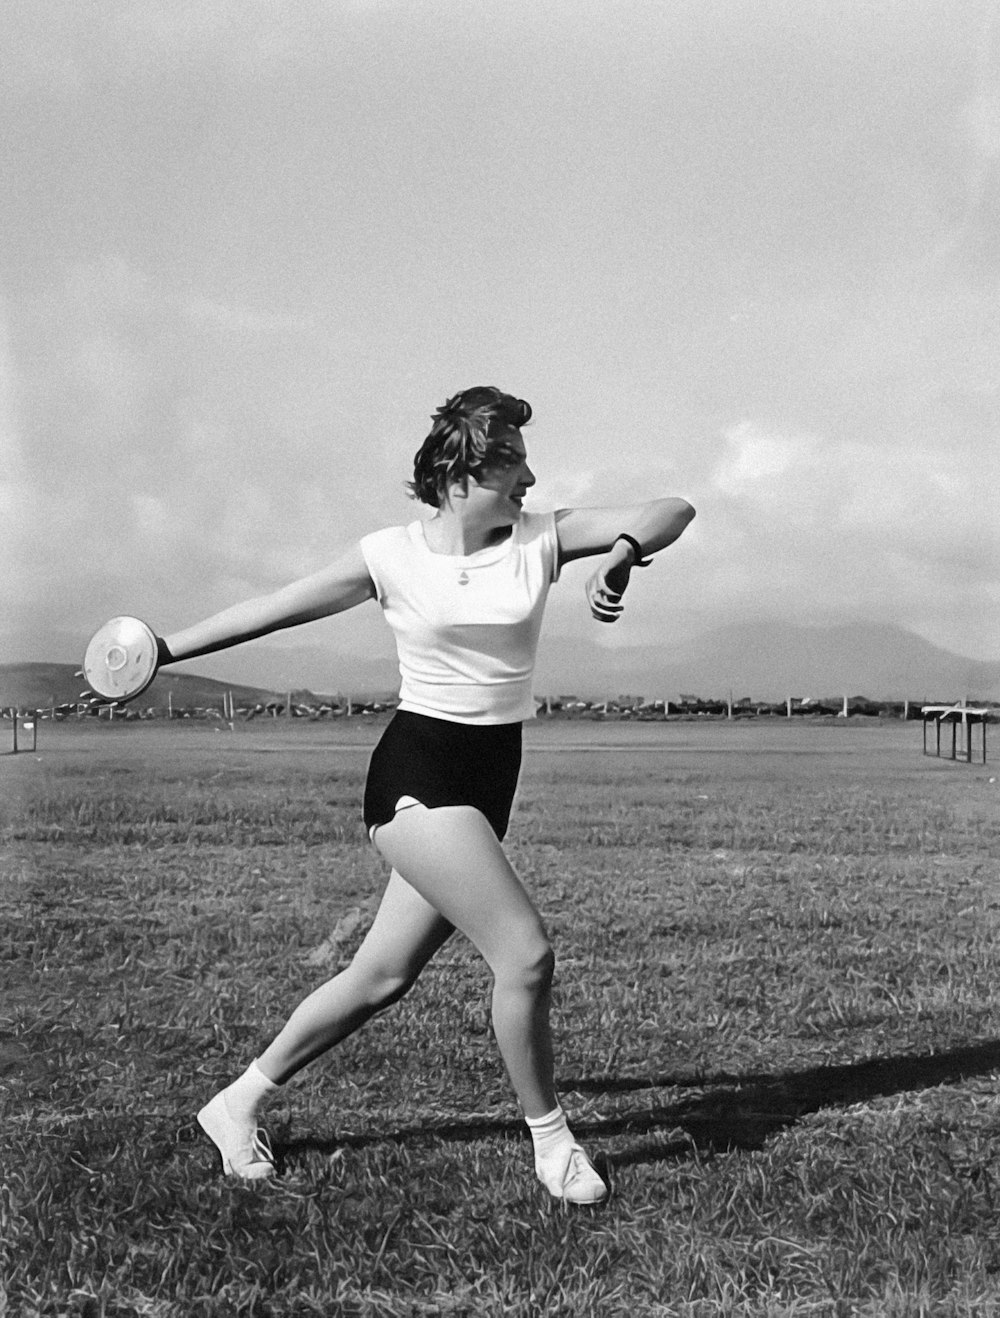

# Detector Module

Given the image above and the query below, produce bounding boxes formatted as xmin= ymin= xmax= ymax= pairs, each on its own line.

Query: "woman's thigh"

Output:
xmin=373 ymin=804 xmax=548 ymax=969
xmin=349 ymin=867 xmax=454 ymax=988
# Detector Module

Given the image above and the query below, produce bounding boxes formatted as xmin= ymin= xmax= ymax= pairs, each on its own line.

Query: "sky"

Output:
xmin=3 ymin=0 xmax=998 ymax=693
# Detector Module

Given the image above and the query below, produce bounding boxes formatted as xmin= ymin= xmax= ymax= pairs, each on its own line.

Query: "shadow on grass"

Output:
xmin=577 ymin=1037 xmax=1000 ymax=1168
xmin=280 ymin=1038 xmax=1000 ymax=1170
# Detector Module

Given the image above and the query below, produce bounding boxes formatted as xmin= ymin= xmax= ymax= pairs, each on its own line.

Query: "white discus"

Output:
xmin=83 ymin=616 xmax=159 ymax=702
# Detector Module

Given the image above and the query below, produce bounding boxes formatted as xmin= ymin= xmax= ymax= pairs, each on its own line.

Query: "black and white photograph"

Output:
xmin=2 ymin=3 xmax=999 ymax=1314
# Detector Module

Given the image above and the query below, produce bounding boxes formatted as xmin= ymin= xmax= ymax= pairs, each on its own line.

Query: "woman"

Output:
xmin=160 ymin=386 xmax=695 ymax=1202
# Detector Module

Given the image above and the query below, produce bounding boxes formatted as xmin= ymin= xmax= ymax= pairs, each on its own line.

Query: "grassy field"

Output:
xmin=2 ymin=717 xmax=1000 ymax=1317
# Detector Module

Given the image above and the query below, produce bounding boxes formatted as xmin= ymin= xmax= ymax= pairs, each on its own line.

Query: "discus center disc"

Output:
xmin=106 ymin=645 xmax=128 ymax=671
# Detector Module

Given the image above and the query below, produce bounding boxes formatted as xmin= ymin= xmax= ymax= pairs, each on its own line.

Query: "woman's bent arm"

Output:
xmin=554 ymin=497 xmax=696 ymax=624
xmin=555 ymin=497 xmax=695 ymax=564
xmin=160 ymin=544 xmax=375 ymax=664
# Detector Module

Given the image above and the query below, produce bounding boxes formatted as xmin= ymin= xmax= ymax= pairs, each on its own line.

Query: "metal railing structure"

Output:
xmin=921 ymin=702 xmax=989 ymax=764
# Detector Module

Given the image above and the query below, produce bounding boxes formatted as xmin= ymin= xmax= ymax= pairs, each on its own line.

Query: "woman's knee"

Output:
xmin=344 ymin=957 xmax=420 ymax=1012
xmin=494 ymin=930 xmax=555 ymax=993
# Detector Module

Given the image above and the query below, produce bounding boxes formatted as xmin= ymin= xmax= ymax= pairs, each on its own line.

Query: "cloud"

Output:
xmin=711 ymin=424 xmax=822 ymax=505
xmin=3 ymin=251 xmax=407 ymax=659
xmin=2 ymin=1 xmax=323 ymax=93
xmin=686 ymin=418 xmax=1000 ymax=655
xmin=174 ymin=294 xmax=314 ymax=335
xmin=130 ymin=493 xmax=171 ymax=543
xmin=2 ymin=0 xmax=469 ymax=97
xmin=0 ymin=304 xmax=30 ymax=543
xmin=5 ymin=2 xmax=999 ymax=675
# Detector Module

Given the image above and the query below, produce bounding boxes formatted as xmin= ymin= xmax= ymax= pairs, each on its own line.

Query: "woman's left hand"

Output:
xmin=584 ymin=543 xmax=636 ymax=623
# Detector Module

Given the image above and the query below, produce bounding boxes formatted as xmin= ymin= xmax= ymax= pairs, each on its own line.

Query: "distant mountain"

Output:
xmin=534 ymin=621 xmax=1000 ymax=702
xmin=0 ymin=663 xmax=362 ymax=712
xmin=4 ymin=621 xmax=997 ymax=709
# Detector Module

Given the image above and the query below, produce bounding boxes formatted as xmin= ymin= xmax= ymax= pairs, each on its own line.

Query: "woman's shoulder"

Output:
xmin=518 ymin=509 xmax=556 ymax=537
xmin=361 ymin=522 xmax=421 ymax=552
xmin=517 ymin=509 xmax=558 ymax=549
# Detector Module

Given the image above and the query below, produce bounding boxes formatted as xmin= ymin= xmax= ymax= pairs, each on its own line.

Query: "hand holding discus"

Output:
xmin=82 ymin=616 xmax=168 ymax=704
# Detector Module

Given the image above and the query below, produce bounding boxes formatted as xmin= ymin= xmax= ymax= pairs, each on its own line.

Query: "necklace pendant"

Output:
xmin=457 ymin=570 xmax=470 ymax=585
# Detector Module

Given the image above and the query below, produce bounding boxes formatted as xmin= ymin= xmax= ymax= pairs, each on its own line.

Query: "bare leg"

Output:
xmin=201 ymin=803 xmax=605 ymax=1198
xmin=198 ymin=866 xmax=452 ymax=1179
xmin=371 ymin=804 xmax=558 ymax=1118
xmin=256 ymin=868 xmax=454 ymax=1083
xmin=371 ymin=805 xmax=606 ymax=1202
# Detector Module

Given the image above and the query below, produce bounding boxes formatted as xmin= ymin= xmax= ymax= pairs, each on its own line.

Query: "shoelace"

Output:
xmin=563 ymin=1147 xmax=598 ymax=1188
xmin=246 ymin=1128 xmax=275 ymax=1166
xmin=543 ymin=1143 xmax=605 ymax=1201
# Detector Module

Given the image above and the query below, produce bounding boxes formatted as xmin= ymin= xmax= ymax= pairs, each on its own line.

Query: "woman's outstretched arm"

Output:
xmin=159 ymin=543 xmax=375 ymax=664
xmin=554 ymin=497 xmax=695 ymax=623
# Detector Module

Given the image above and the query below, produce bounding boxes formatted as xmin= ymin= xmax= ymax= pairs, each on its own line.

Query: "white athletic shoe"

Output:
xmin=537 ymin=1142 xmax=608 ymax=1204
xmin=197 ymin=1092 xmax=276 ymax=1180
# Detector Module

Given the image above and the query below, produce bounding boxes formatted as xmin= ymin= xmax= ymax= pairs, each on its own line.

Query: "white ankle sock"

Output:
xmin=525 ymin=1105 xmax=574 ymax=1170
xmin=222 ymin=1060 xmax=280 ymax=1123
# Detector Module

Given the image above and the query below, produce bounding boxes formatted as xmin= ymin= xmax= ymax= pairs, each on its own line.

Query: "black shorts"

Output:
xmin=363 ymin=709 xmax=523 ymax=841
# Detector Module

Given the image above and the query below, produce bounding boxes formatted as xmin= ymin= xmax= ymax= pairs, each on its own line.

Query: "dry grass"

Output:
xmin=2 ymin=718 xmax=999 ymax=1316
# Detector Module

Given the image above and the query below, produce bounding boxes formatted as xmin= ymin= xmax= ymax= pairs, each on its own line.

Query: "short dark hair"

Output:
xmin=408 ymin=386 xmax=532 ymax=508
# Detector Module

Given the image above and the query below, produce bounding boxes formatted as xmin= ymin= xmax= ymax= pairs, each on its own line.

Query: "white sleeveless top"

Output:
xmin=360 ymin=510 xmax=561 ymax=724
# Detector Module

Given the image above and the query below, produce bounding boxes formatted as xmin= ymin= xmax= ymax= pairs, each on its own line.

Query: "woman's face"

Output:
xmin=464 ymin=427 xmax=536 ymax=522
